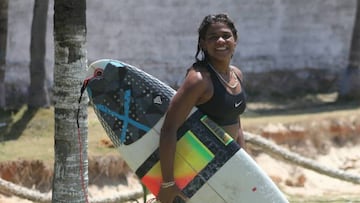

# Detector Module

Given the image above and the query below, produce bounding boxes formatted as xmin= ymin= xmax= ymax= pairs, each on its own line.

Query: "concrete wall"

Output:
xmin=3 ymin=0 xmax=357 ymax=105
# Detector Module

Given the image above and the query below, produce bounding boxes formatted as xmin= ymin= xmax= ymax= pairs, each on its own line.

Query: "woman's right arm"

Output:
xmin=157 ymin=68 xmax=209 ymax=203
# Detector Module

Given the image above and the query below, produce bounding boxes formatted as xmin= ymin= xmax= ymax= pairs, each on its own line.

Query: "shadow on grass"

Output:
xmin=0 ymin=107 xmax=39 ymax=142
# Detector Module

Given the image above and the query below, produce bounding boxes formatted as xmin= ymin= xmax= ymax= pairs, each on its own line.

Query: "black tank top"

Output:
xmin=196 ymin=64 xmax=246 ymax=125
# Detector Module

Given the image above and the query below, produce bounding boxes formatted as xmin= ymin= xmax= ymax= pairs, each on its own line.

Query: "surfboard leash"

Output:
xmin=76 ymin=81 xmax=89 ymax=203
xmin=73 ymin=68 xmax=104 ymax=202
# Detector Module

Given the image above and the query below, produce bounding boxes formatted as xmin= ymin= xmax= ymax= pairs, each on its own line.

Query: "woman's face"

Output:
xmin=201 ymin=22 xmax=237 ymax=63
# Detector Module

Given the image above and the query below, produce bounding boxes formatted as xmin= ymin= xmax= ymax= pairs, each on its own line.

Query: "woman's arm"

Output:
xmin=158 ymin=68 xmax=209 ymax=202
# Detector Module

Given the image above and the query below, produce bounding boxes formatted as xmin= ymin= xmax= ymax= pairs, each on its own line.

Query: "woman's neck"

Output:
xmin=208 ymin=59 xmax=230 ymax=74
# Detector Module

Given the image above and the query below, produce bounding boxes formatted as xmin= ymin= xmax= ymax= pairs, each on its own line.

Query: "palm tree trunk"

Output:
xmin=0 ymin=0 xmax=8 ymax=109
xmin=28 ymin=0 xmax=50 ymax=108
xmin=52 ymin=0 xmax=88 ymax=202
xmin=338 ymin=0 xmax=360 ymax=100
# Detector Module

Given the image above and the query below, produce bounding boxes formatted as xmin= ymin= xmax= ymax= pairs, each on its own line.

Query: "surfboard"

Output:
xmin=85 ymin=59 xmax=289 ymax=203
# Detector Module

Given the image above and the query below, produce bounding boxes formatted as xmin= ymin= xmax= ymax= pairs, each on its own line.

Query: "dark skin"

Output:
xmin=158 ymin=22 xmax=245 ymax=203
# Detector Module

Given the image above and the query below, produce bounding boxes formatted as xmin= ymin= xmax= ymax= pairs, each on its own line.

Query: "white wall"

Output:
xmin=4 ymin=0 xmax=357 ymax=90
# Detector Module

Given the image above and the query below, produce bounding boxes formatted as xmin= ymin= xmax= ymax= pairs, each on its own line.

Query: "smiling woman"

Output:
xmin=158 ymin=13 xmax=248 ymax=203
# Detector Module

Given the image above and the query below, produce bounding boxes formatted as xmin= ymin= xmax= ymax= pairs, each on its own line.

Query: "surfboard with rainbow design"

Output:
xmin=85 ymin=59 xmax=288 ymax=203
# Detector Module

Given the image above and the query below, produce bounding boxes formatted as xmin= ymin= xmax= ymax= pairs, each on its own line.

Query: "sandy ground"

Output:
xmin=1 ymin=143 xmax=359 ymax=203
xmin=257 ymin=144 xmax=360 ymax=198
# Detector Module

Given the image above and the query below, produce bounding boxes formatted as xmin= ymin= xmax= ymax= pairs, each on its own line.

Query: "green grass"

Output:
xmin=0 ymin=106 xmax=116 ymax=165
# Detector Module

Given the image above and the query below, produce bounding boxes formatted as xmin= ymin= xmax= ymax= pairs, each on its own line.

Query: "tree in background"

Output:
xmin=339 ymin=0 xmax=360 ymax=101
xmin=0 ymin=0 xmax=8 ymax=109
xmin=28 ymin=0 xmax=50 ymax=108
xmin=52 ymin=0 xmax=88 ymax=202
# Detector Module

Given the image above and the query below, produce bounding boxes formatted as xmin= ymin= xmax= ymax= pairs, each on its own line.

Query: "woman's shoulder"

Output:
xmin=179 ymin=62 xmax=212 ymax=104
xmin=189 ymin=61 xmax=208 ymax=73
xmin=182 ymin=62 xmax=211 ymax=89
xmin=186 ymin=62 xmax=209 ymax=78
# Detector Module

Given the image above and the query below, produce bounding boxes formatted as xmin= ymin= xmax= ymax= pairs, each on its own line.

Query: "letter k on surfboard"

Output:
xmin=235 ymin=100 xmax=243 ymax=108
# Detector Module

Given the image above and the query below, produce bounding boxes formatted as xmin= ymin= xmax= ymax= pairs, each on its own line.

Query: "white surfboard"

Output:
xmin=85 ymin=59 xmax=289 ymax=203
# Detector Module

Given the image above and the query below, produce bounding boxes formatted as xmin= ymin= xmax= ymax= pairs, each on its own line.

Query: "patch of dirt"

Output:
xmin=244 ymin=101 xmax=360 ymax=199
xmin=0 ymin=155 xmax=131 ymax=193
xmin=0 ymin=160 xmax=52 ymax=193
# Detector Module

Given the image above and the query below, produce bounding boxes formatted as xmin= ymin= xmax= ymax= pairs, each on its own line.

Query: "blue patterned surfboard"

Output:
xmin=85 ymin=59 xmax=289 ymax=203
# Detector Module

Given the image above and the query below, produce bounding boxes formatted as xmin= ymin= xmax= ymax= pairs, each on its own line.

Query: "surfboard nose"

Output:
xmin=85 ymin=59 xmax=132 ymax=102
xmin=86 ymin=59 xmax=111 ymax=78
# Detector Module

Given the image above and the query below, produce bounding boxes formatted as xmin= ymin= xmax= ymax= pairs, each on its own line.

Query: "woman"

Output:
xmin=158 ymin=13 xmax=246 ymax=203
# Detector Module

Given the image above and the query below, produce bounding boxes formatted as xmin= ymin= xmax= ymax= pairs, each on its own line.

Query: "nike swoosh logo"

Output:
xmin=235 ymin=101 xmax=243 ymax=108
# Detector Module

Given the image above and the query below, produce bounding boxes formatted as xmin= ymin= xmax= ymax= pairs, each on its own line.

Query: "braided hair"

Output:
xmin=194 ymin=14 xmax=238 ymax=63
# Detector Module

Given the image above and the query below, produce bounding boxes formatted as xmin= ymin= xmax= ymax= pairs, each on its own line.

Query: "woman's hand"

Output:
xmin=157 ymin=184 xmax=189 ymax=203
